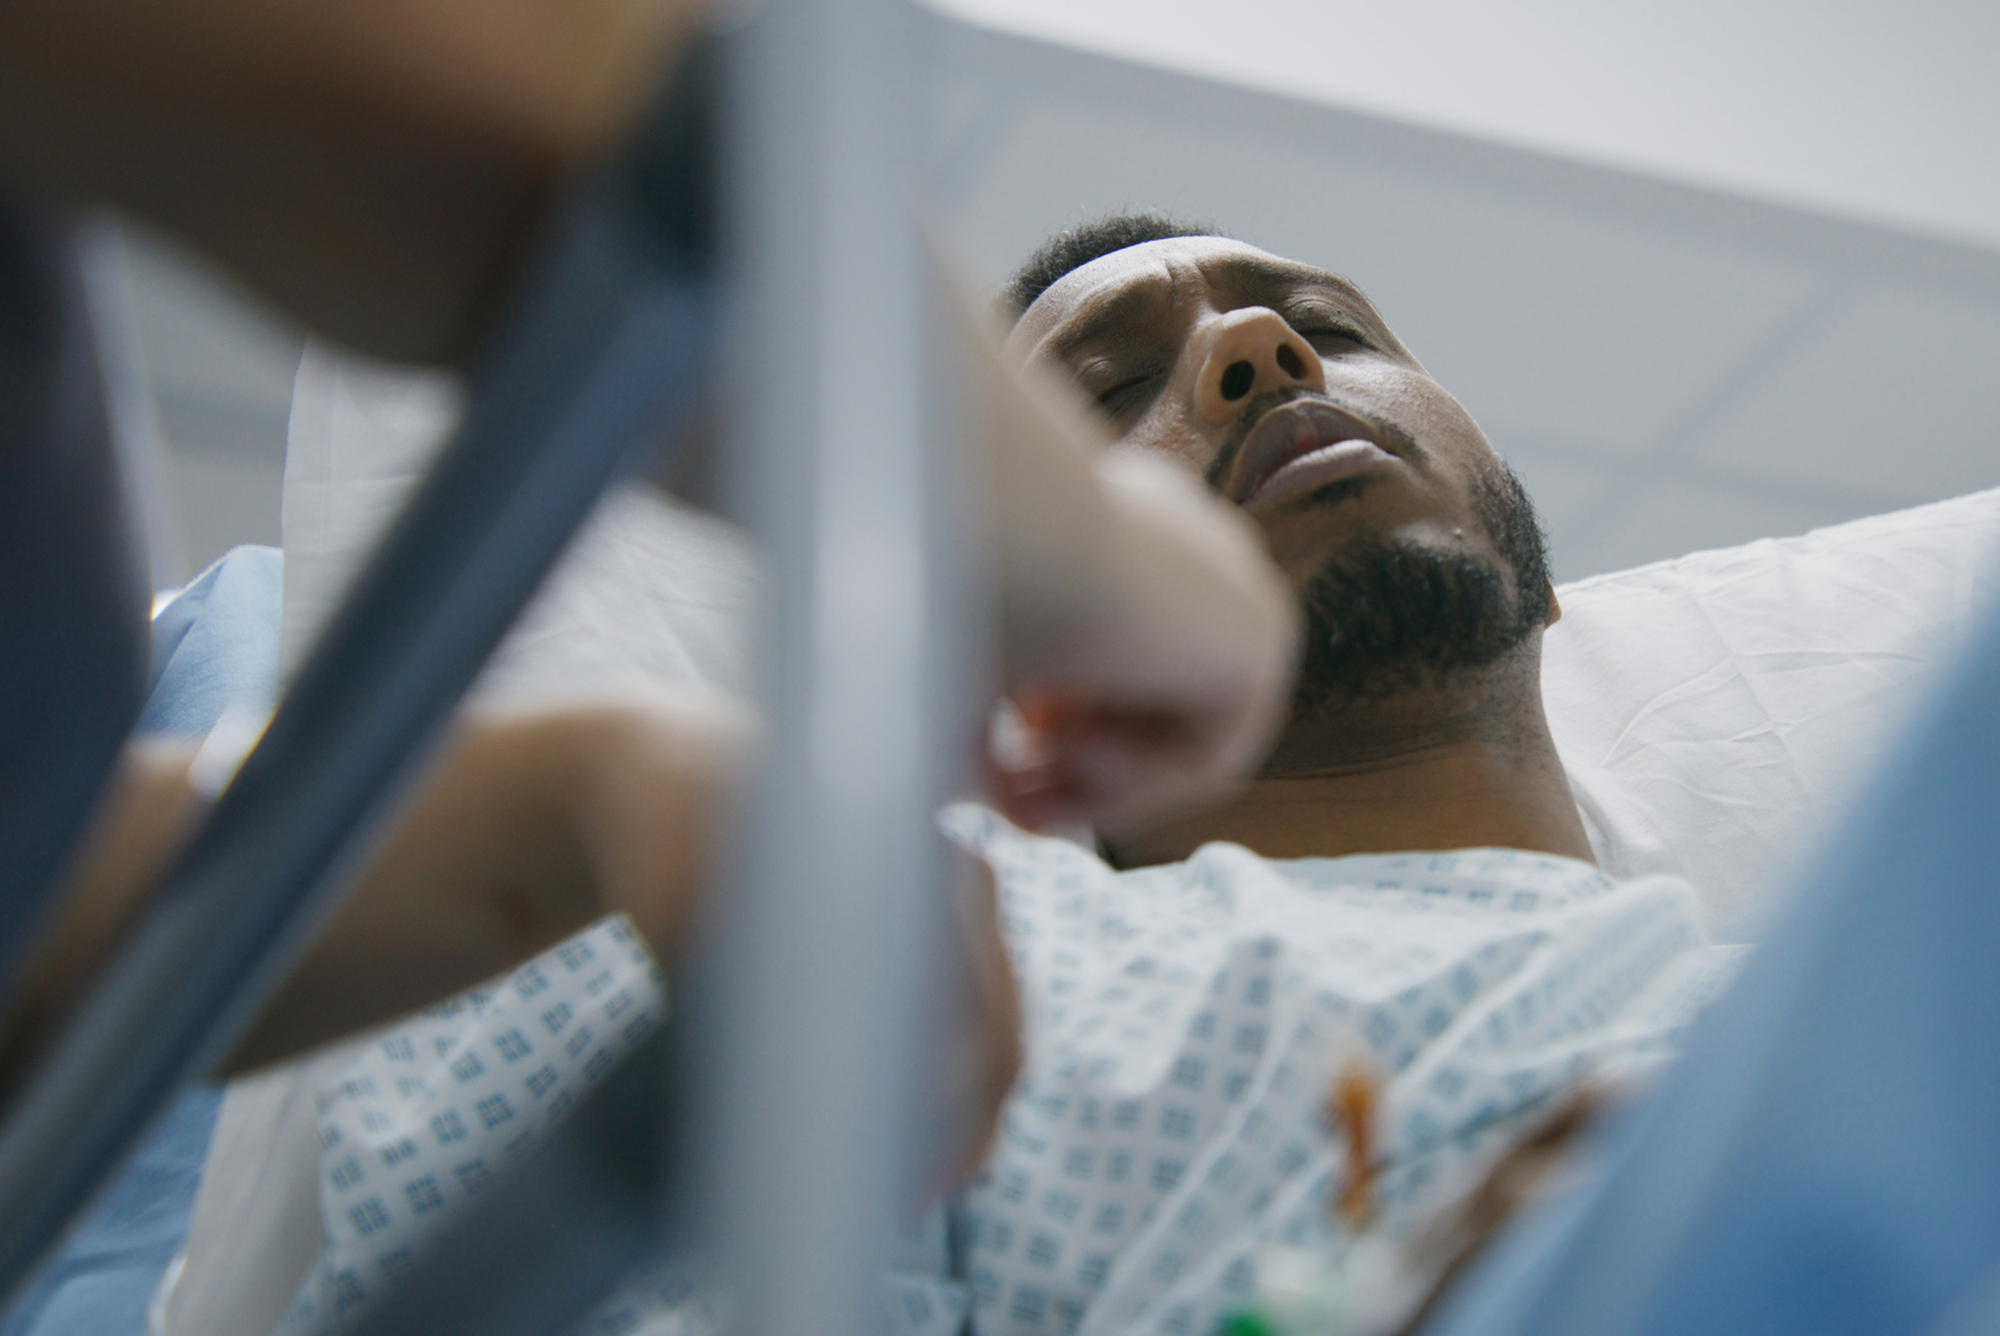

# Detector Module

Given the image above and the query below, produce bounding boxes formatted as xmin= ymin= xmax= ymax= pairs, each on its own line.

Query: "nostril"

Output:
xmin=1275 ymin=344 xmax=1305 ymax=378
xmin=1219 ymin=361 xmax=1254 ymax=400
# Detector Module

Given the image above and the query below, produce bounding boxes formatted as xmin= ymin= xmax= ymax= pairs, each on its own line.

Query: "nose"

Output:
xmin=1192 ymin=308 xmax=1326 ymax=426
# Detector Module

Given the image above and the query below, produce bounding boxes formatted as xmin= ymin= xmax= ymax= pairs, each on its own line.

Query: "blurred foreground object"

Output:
xmin=0 ymin=0 xmax=713 ymax=361
xmin=0 ymin=34 xmax=720 ymax=1309
xmin=936 ymin=256 xmax=1299 ymax=835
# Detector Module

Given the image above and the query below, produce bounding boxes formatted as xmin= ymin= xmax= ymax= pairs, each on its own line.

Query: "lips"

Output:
xmin=1226 ymin=399 xmax=1399 ymax=509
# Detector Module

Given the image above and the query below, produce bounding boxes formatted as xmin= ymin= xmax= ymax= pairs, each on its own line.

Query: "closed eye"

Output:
xmin=1294 ymin=324 xmax=1370 ymax=353
xmin=1283 ymin=297 xmax=1374 ymax=352
xmin=1095 ymin=370 xmax=1164 ymax=414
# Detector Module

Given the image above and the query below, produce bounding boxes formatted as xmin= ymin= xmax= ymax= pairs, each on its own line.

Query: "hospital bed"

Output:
xmin=0 ymin=307 xmax=1962 ymax=1332
xmin=7 ymin=0 xmax=2000 ymax=1332
xmin=144 ymin=390 xmax=2000 ymax=1336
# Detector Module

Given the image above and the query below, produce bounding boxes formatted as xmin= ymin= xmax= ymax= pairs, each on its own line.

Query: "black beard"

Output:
xmin=1291 ymin=536 xmax=1539 ymax=718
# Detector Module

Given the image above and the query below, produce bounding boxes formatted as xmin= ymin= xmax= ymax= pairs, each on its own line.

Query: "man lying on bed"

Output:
xmin=938 ymin=214 xmax=1740 ymax=1336
xmin=162 ymin=216 xmax=1734 ymax=1336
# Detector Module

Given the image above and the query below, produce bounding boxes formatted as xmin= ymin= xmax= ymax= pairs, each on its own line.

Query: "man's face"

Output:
xmin=1012 ymin=234 xmax=1552 ymax=726
xmin=1009 ymin=236 xmax=1514 ymax=593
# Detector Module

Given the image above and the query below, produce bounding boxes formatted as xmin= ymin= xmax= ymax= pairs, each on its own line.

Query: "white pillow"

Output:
xmin=1543 ymin=488 xmax=2000 ymax=941
xmin=280 ymin=340 xmax=2000 ymax=941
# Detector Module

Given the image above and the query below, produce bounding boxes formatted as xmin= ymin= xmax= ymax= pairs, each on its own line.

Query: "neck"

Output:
xmin=1105 ymin=657 xmax=1595 ymax=869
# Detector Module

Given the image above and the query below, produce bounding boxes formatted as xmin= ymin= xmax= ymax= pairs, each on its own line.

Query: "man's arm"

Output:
xmin=0 ymin=0 xmax=708 ymax=362
xmin=0 ymin=690 xmax=756 ymax=1084
xmin=944 ymin=257 xmax=1300 ymax=835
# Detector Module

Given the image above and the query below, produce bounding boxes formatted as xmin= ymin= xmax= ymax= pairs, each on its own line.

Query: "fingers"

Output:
xmin=935 ymin=243 xmax=1300 ymax=836
xmin=222 ymin=687 xmax=756 ymax=1072
xmin=1088 ymin=451 xmax=1300 ymax=732
xmin=916 ymin=854 xmax=1022 ymax=1202
xmin=560 ymin=687 xmax=761 ymax=955
xmin=987 ymin=694 xmax=1204 ymax=832
xmin=987 ymin=453 xmax=1300 ymax=836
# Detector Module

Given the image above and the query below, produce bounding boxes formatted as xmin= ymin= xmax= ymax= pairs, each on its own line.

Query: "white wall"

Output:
xmin=117 ymin=1 xmax=2000 ymax=587
xmin=922 ymin=16 xmax=2000 ymax=580
xmin=114 ymin=227 xmax=301 ymax=588
xmin=932 ymin=0 xmax=2000 ymax=251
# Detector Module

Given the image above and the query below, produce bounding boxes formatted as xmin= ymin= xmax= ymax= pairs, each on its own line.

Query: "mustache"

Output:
xmin=1200 ymin=388 xmax=1425 ymax=493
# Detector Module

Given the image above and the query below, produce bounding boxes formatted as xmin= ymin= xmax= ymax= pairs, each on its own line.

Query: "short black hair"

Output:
xmin=1004 ymin=212 xmax=1222 ymax=318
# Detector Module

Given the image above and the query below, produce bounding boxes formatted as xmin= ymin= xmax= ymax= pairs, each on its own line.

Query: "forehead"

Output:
xmin=1012 ymin=236 xmax=1376 ymax=353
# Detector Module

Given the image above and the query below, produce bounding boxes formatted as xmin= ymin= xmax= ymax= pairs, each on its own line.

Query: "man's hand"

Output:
xmin=227 ymin=689 xmax=756 ymax=1070
xmin=986 ymin=447 xmax=1300 ymax=836
xmin=941 ymin=254 xmax=1300 ymax=837
xmin=923 ymin=854 xmax=1023 ymax=1197
xmin=3 ymin=689 xmax=756 ymax=1082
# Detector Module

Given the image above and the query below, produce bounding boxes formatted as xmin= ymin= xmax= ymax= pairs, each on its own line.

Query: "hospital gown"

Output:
xmin=265 ymin=916 xmax=670 ymax=1335
xmin=251 ymin=805 xmax=1736 ymax=1336
xmin=944 ymin=805 xmax=1739 ymax=1336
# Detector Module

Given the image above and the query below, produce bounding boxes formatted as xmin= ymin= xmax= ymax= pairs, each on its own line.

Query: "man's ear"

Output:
xmin=1544 ymin=582 xmax=1562 ymax=628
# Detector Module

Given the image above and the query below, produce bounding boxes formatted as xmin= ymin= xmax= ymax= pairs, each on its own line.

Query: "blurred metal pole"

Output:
xmin=353 ymin=8 xmax=978 ymax=1327
xmin=0 ymin=48 xmax=717 ymax=1314
xmin=347 ymin=6 xmax=975 ymax=1328
xmin=691 ymin=0 xmax=974 ymax=1331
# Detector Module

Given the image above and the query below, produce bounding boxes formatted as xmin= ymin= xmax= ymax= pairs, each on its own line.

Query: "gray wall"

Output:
xmin=106 ymin=13 xmax=2000 ymax=589
xmin=111 ymin=226 xmax=301 ymax=590
xmin=923 ymin=20 xmax=2000 ymax=581
xmin=933 ymin=0 xmax=2000 ymax=254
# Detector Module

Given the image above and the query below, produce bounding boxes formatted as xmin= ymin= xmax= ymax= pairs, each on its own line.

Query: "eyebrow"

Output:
xmin=1046 ymin=280 xmax=1170 ymax=362
xmin=1202 ymin=254 xmax=1379 ymax=317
